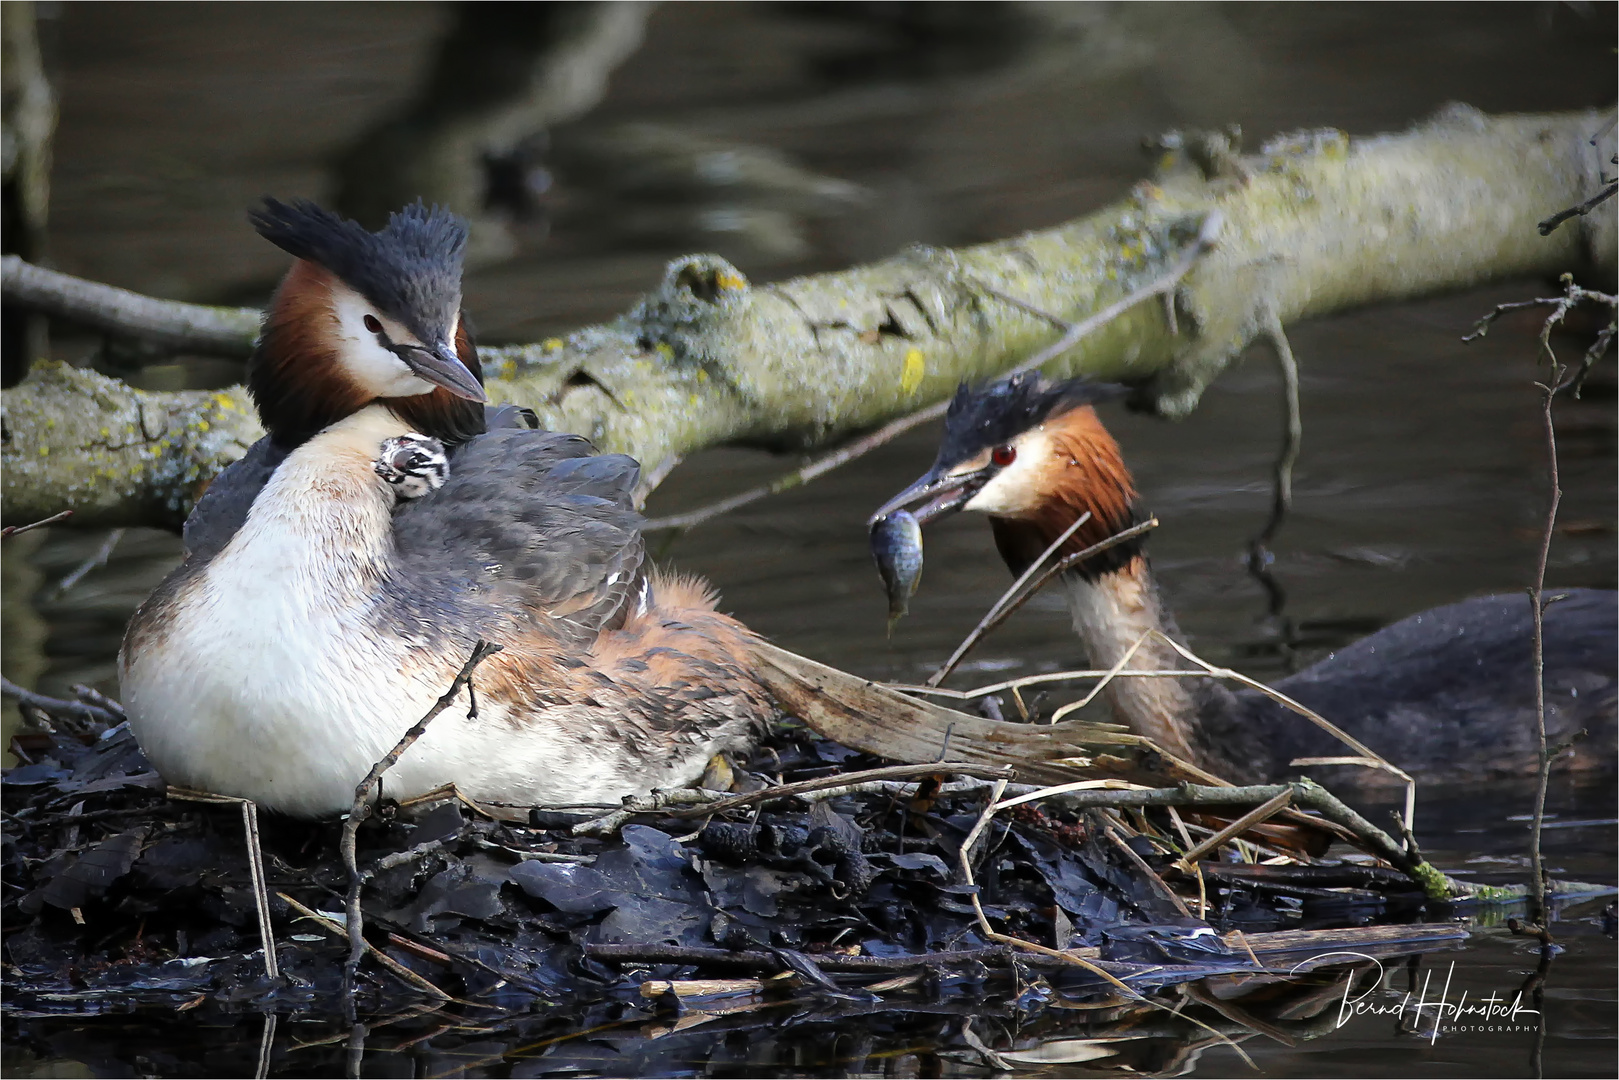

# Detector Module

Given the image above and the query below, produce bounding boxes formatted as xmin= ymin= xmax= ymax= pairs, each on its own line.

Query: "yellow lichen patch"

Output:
xmin=543 ymin=338 xmax=564 ymax=352
xmin=655 ymin=343 xmax=675 ymax=360
xmin=714 ymin=269 xmax=749 ymax=292
xmin=901 ymin=348 xmax=926 ymax=395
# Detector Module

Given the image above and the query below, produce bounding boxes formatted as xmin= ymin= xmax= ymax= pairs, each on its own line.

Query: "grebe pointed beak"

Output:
xmin=397 ymin=343 xmax=487 ymax=402
xmin=869 ymin=467 xmax=982 ymax=528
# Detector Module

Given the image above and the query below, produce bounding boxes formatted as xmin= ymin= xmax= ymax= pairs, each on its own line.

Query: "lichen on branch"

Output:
xmin=2 ymin=106 xmax=1612 ymax=530
xmin=1 ymin=361 xmax=261 ymax=530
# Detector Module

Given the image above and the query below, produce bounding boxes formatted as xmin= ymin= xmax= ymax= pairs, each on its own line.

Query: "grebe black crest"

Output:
xmin=247 ymin=198 xmax=486 ymax=449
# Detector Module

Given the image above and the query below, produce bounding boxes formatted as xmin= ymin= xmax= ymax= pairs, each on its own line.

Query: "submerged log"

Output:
xmin=3 ymin=106 xmax=1614 ymax=528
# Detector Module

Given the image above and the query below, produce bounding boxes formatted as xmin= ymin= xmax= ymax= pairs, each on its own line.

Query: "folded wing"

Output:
xmin=389 ymin=429 xmax=647 ymax=645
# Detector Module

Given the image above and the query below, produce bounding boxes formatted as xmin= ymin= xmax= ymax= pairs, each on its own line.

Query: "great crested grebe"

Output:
xmin=875 ymin=373 xmax=1617 ymax=786
xmin=120 ymin=200 xmax=772 ymax=816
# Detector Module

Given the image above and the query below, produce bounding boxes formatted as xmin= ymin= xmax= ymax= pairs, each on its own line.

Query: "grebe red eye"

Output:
xmin=991 ymin=445 xmax=1017 ymax=467
xmin=363 ymin=314 xmax=383 ymax=334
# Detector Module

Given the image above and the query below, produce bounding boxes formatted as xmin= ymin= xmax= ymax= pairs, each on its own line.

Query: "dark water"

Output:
xmin=3 ymin=2 xmax=1615 ymax=1076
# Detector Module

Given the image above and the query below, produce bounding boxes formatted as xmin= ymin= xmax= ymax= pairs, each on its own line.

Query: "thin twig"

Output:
xmin=70 ymin=683 xmax=127 ymax=722
xmin=241 ymin=800 xmax=278 ymax=980
xmin=342 ymin=641 xmax=502 ymax=993
xmin=632 ymin=453 xmax=684 ymax=510
xmin=668 ymin=761 xmax=1014 ymax=818
xmin=1465 ymin=275 xmax=1617 ymax=927
xmin=279 ymin=893 xmax=451 ymax=1001
xmin=256 ymin=1013 xmax=276 ymax=1080
xmin=960 ymin=1017 xmax=1015 ymax=1071
xmin=1143 ymin=628 xmax=1411 ymax=785
xmin=1245 ymin=310 xmax=1302 ymax=632
xmin=165 ymin=788 xmax=278 ymax=979
xmin=1 ymin=509 xmax=73 ymax=538
xmin=1172 ymin=815 xmax=1305 ymax=866
xmin=1537 ymin=180 xmax=1618 ymax=236
xmin=887 ymin=664 xmax=1211 ymax=700
xmin=927 ymin=511 xmax=1092 ymax=685
xmin=572 ymin=761 xmax=1018 ymax=836
xmin=1528 ymin=351 xmax=1564 ymax=931
xmin=1046 ymin=633 xmax=1160 ymax=726
xmin=1173 ymin=790 xmax=1293 ymax=870
xmin=48 ymin=528 xmax=124 ymax=597
xmin=1463 ymin=275 xmax=1617 ymax=397
xmin=927 ymin=517 xmax=1159 ymax=687
xmin=994 ymin=778 xmax=1151 ymax=811
xmin=957 ymin=779 xmax=1258 ymax=1068
xmin=395 ymin=781 xmax=498 ymax=820
xmin=643 ymin=399 xmax=955 ymax=532
xmin=1 ymin=254 xmax=260 ymax=357
xmin=1389 ymin=809 xmax=1424 ymax=864
xmin=642 ymin=213 xmax=1222 ymax=534
xmin=978 ymin=777 xmax=1456 ymax=895
xmin=1100 ymin=819 xmax=1193 ymax=918
xmin=998 ymin=210 xmax=1224 ymax=380
xmin=1 ymin=676 xmax=121 ymax=731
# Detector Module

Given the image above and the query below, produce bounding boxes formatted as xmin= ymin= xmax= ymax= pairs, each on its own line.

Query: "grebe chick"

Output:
xmin=120 ymin=201 xmax=774 ymax=816
xmin=875 ymin=373 xmax=1617 ymax=787
xmin=375 ymin=433 xmax=449 ymax=499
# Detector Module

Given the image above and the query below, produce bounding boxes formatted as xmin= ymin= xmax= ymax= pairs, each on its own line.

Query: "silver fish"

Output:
xmin=870 ymin=509 xmax=923 ymax=631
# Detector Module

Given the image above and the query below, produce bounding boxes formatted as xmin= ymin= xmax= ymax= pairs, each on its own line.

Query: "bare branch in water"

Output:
xmin=0 ymin=254 xmax=260 ymax=357
xmin=1467 ymin=272 xmax=1618 ymax=932
xmin=1463 ymin=274 xmax=1617 ymax=397
xmin=1 ymin=675 xmax=121 ymax=731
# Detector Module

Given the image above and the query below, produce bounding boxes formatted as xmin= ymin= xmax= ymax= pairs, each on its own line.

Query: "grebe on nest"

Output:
xmin=874 ymin=373 xmax=1616 ymax=786
xmin=120 ymin=200 xmax=772 ymax=816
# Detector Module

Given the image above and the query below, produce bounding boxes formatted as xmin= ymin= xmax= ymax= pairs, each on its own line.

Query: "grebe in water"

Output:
xmin=120 ymin=200 xmax=772 ymax=816
xmin=874 ymin=374 xmax=1616 ymax=786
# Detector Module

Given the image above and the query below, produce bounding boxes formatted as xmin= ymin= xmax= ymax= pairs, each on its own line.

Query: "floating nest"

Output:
xmin=5 ymin=683 xmax=1515 ymax=1073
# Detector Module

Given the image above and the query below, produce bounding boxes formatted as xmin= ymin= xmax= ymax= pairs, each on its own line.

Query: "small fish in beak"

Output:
xmin=870 ymin=509 xmax=924 ymax=633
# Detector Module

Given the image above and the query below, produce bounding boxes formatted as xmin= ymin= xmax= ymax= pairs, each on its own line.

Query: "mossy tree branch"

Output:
xmin=3 ymin=106 xmax=1612 ymax=530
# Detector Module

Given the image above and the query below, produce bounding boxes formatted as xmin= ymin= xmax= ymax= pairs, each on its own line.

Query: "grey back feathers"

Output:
xmin=390 ymin=430 xmax=648 ymax=646
xmin=184 ymin=423 xmax=648 ymax=648
xmin=249 ymin=198 xmax=468 ymax=346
